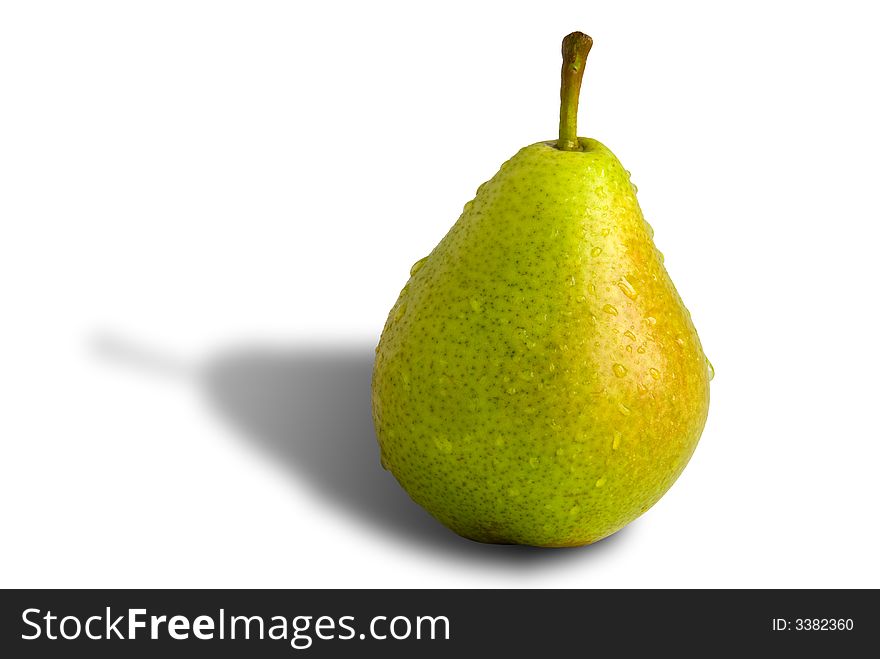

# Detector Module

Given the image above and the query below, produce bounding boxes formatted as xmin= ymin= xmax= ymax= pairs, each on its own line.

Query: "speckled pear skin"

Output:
xmin=372 ymin=138 xmax=710 ymax=547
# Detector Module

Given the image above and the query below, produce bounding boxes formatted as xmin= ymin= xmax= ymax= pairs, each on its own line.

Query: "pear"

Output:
xmin=372 ymin=32 xmax=711 ymax=547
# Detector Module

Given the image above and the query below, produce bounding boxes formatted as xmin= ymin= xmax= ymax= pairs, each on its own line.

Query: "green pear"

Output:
xmin=372 ymin=32 xmax=711 ymax=547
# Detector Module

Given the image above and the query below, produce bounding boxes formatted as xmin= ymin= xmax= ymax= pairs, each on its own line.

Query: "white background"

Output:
xmin=2 ymin=1 xmax=879 ymax=588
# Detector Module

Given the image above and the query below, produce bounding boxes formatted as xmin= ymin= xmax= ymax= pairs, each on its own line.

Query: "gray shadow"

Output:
xmin=200 ymin=342 xmax=631 ymax=565
xmin=93 ymin=335 xmax=632 ymax=566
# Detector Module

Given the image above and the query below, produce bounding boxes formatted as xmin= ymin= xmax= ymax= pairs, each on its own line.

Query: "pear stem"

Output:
xmin=558 ymin=32 xmax=593 ymax=151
